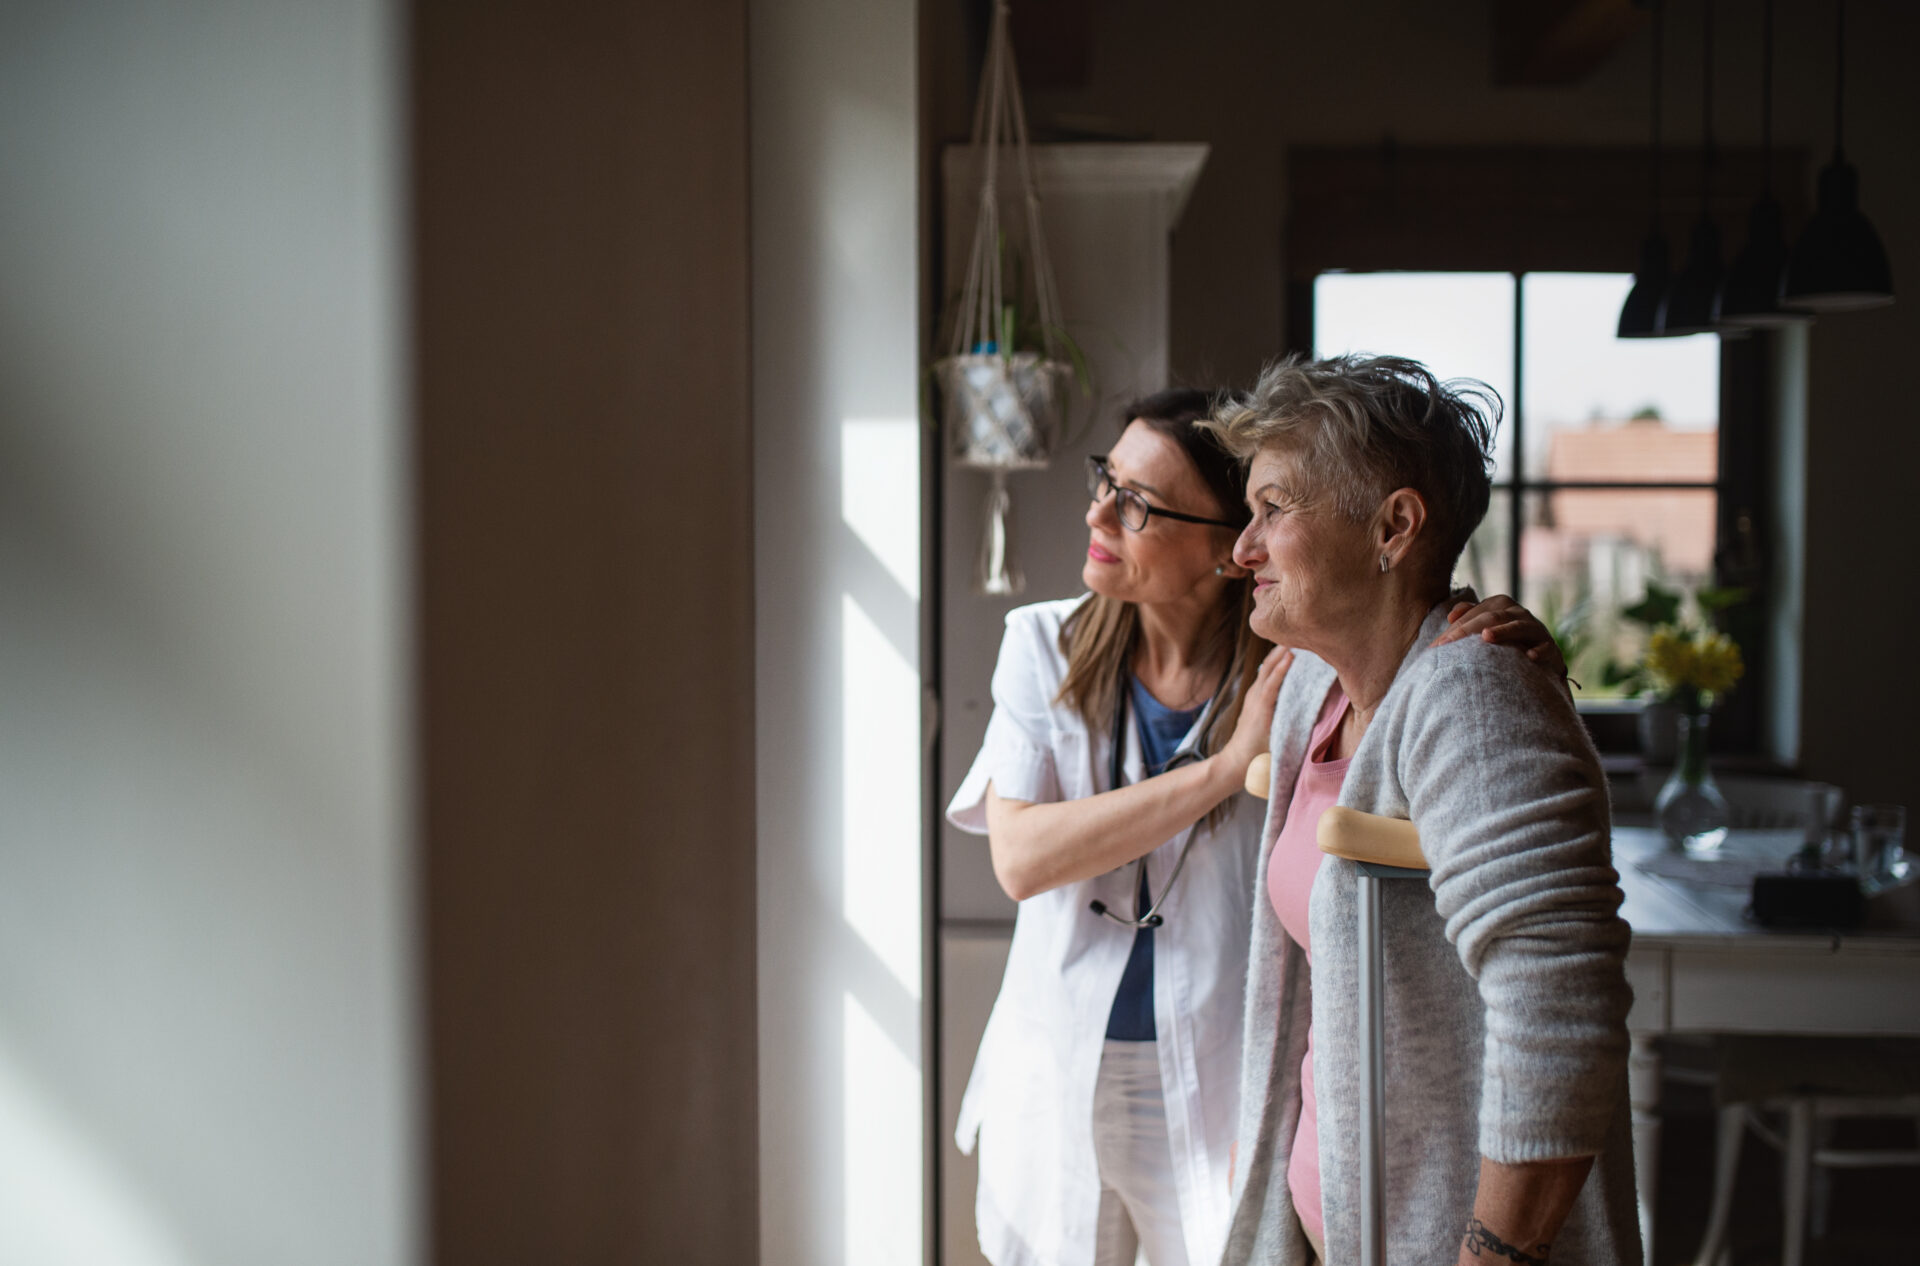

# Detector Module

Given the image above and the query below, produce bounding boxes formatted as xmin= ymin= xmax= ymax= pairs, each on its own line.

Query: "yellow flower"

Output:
xmin=1645 ymin=626 xmax=1697 ymax=695
xmin=1644 ymin=624 xmax=1744 ymax=704
xmin=1692 ymin=631 xmax=1745 ymax=698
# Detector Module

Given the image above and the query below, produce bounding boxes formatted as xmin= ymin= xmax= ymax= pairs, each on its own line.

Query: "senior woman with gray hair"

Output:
xmin=1207 ymin=355 xmax=1638 ymax=1266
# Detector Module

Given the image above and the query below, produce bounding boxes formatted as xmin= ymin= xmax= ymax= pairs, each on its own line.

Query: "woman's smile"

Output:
xmin=1087 ymin=540 xmax=1120 ymax=564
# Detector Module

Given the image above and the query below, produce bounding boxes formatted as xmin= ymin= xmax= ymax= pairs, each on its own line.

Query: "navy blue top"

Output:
xmin=1104 ymin=676 xmax=1203 ymax=1041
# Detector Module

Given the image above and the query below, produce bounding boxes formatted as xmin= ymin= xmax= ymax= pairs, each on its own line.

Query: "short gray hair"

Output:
xmin=1201 ymin=354 xmax=1499 ymax=595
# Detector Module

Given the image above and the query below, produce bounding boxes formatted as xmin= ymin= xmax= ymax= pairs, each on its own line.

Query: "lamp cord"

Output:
xmin=1648 ymin=0 xmax=1663 ymax=231
xmin=1761 ymin=0 xmax=1773 ymax=192
xmin=1700 ymin=0 xmax=1715 ymax=213
xmin=1833 ymin=0 xmax=1847 ymax=159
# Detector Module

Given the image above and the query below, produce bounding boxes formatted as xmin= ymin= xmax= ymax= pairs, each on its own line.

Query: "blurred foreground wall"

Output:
xmin=0 ymin=2 xmax=413 ymax=1264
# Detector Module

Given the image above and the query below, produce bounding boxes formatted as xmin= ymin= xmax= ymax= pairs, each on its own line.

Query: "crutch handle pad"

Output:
xmin=1245 ymin=753 xmax=1272 ymax=799
xmin=1317 ymin=806 xmax=1427 ymax=870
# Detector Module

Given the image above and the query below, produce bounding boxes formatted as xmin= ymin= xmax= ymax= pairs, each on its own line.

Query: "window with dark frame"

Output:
xmin=1282 ymin=147 xmax=1793 ymax=758
xmin=1305 ymin=269 xmax=1765 ymax=756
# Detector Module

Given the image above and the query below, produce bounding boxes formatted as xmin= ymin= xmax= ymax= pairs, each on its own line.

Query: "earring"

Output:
xmin=1379 ymin=554 xmax=1390 ymax=573
xmin=1215 ymin=565 xmax=1227 ymax=576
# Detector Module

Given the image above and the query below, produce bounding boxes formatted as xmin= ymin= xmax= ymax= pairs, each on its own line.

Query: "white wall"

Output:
xmin=0 ymin=3 xmax=413 ymax=1264
xmin=752 ymin=1 xmax=927 ymax=1263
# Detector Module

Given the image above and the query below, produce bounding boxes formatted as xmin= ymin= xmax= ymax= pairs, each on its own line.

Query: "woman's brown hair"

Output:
xmin=1056 ymin=389 xmax=1272 ymax=823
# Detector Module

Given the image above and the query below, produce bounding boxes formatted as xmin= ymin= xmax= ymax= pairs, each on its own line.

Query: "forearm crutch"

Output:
xmin=1246 ymin=760 xmax=1428 ymax=1266
xmin=1319 ymin=807 xmax=1427 ymax=1266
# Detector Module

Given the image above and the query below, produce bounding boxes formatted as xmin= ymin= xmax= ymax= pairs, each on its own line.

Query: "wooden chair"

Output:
xmin=1691 ymin=1037 xmax=1920 ymax=1266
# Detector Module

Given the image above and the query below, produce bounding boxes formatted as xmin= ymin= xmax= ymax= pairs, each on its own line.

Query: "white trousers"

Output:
xmin=1091 ymin=1041 xmax=1190 ymax=1266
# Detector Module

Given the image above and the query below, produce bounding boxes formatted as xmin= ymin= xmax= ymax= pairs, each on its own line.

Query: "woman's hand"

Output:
xmin=987 ymin=645 xmax=1293 ymax=902
xmin=1217 ymin=645 xmax=1295 ymax=779
xmin=1431 ymin=594 xmax=1568 ymax=681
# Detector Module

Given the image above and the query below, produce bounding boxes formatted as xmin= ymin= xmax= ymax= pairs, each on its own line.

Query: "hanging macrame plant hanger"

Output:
xmin=936 ymin=0 xmax=1074 ymax=596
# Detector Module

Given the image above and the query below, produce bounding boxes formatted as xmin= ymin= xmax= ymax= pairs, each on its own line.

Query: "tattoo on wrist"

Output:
xmin=1462 ymin=1218 xmax=1550 ymax=1266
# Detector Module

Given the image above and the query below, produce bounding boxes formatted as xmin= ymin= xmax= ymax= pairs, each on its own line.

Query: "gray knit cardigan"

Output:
xmin=1222 ymin=603 xmax=1642 ymax=1266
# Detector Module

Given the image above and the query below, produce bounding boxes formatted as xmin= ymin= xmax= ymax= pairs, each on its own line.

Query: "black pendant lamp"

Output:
xmin=1619 ymin=0 xmax=1673 ymax=339
xmin=1719 ymin=0 xmax=1812 ymax=328
xmin=1661 ymin=0 xmax=1724 ymax=336
xmin=1783 ymin=0 xmax=1894 ymax=311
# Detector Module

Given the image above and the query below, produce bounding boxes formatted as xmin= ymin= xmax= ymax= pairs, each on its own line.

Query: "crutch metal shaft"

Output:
xmin=1357 ymin=867 xmax=1387 ymax=1266
xmin=1320 ymin=807 xmax=1430 ymax=1266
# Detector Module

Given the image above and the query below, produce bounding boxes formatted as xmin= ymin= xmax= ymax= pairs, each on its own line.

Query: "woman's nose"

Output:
xmin=1086 ymin=490 xmax=1116 ymax=530
xmin=1231 ymin=522 xmax=1261 ymax=569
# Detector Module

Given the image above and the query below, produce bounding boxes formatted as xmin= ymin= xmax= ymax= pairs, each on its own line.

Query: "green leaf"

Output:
xmin=1541 ymin=594 xmax=1592 ymax=664
xmin=1045 ymin=323 xmax=1095 ymax=395
xmin=1600 ymin=659 xmax=1646 ymax=691
xmin=1622 ymin=582 xmax=1681 ymax=628
xmin=1695 ymin=585 xmax=1750 ymax=613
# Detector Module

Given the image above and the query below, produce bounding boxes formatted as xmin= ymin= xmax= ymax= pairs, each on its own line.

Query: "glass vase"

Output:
xmin=1655 ymin=711 xmax=1730 ymax=856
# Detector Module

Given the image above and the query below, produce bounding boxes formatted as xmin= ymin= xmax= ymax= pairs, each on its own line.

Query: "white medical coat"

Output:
xmin=947 ymin=597 xmax=1262 ymax=1266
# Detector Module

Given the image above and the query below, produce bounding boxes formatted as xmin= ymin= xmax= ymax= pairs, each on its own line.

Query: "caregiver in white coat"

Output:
xmin=946 ymin=389 xmax=1560 ymax=1266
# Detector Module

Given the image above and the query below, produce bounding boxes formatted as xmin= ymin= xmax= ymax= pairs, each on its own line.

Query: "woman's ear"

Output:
xmin=1376 ymin=487 xmax=1428 ymax=572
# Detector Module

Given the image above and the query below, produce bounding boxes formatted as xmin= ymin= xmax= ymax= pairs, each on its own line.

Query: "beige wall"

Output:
xmin=930 ymin=0 xmax=1919 ymax=807
xmin=0 ymin=2 xmax=412 ymax=1263
xmin=412 ymin=2 xmax=757 ymax=1262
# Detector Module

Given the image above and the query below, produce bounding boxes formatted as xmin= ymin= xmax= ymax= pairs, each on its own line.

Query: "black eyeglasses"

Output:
xmin=1086 ymin=455 xmax=1240 ymax=532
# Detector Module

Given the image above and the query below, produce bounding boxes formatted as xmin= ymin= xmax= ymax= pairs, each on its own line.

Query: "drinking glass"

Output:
xmin=1852 ymin=804 xmax=1910 ymax=895
xmin=1806 ymin=784 xmax=1853 ymax=870
xmin=1815 ymin=826 xmax=1858 ymax=874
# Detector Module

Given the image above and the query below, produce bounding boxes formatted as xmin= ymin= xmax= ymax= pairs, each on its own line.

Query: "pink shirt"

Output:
xmin=1264 ymin=682 xmax=1351 ymax=1244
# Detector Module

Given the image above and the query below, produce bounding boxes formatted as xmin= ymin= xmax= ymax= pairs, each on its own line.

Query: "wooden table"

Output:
xmin=1616 ymin=825 xmax=1920 ymax=1263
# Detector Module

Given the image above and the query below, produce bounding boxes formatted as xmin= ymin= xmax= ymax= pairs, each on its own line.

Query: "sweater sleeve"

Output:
xmin=1398 ymin=643 xmax=1633 ymax=1163
xmin=946 ymin=609 xmax=1065 ymax=834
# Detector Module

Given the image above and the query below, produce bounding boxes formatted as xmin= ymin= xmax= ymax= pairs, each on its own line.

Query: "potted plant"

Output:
xmin=933 ymin=2 xmax=1090 ymax=595
xmin=1605 ymin=582 xmax=1747 ymax=854
xmin=937 ymin=234 xmax=1091 ymax=473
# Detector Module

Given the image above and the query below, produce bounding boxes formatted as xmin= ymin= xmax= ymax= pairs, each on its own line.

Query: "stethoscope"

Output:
xmin=1086 ymin=666 xmax=1229 ymax=930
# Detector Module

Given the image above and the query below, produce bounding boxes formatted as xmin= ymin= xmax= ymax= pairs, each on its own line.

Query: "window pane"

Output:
xmin=1314 ymin=272 xmax=1517 ymax=478
xmin=1520 ymin=488 xmax=1718 ymax=697
xmin=1520 ymin=273 xmax=1719 ymax=481
xmin=1457 ymin=488 xmax=1512 ymax=601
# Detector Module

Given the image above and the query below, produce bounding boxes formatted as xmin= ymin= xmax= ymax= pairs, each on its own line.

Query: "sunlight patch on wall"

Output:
xmin=0 ymin=1035 xmax=190 ymax=1266
xmin=840 ymin=590 xmax=922 ymax=995
xmin=840 ymin=417 xmax=920 ymax=601
xmin=842 ymin=990 xmax=922 ymax=1266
